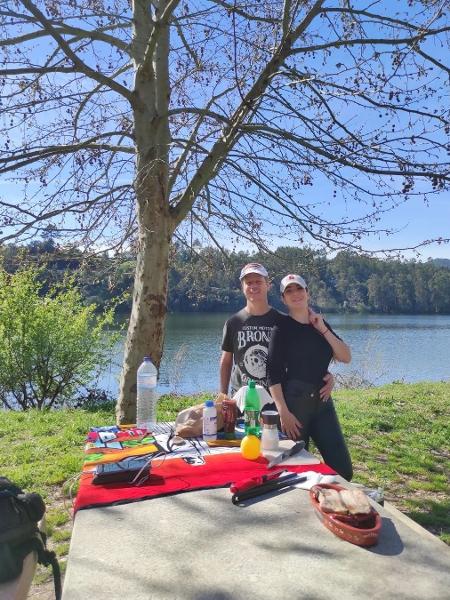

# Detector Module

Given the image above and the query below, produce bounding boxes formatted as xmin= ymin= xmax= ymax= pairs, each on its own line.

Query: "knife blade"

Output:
xmin=267 ymin=440 xmax=305 ymax=469
xmin=231 ymin=473 xmax=307 ymax=504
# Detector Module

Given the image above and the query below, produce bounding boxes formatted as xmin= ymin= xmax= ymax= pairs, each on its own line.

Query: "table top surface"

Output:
xmin=63 ymin=477 xmax=450 ymax=600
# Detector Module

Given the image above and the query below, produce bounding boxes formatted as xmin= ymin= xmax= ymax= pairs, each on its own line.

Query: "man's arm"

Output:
xmin=220 ymin=351 xmax=233 ymax=394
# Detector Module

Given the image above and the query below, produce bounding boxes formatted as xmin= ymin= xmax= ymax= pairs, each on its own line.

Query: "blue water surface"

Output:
xmin=97 ymin=313 xmax=450 ymax=396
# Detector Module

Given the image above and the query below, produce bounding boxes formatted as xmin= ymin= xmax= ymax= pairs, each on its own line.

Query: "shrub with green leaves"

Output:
xmin=0 ymin=266 xmax=116 ymax=410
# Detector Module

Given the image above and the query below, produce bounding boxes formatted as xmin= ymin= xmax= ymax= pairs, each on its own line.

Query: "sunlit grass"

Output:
xmin=0 ymin=380 xmax=448 ymax=591
xmin=331 ymin=381 xmax=450 ymax=544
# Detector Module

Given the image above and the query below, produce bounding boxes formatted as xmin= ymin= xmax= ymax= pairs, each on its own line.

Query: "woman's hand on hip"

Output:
xmin=279 ymin=408 xmax=302 ymax=440
xmin=320 ymin=372 xmax=334 ymax=401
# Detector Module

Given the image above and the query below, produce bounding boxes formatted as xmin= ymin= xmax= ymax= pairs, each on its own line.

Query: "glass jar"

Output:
xmin=260 ymin=410 xmax=279 ymax=452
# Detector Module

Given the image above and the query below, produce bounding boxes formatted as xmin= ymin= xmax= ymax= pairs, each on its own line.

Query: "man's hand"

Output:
xmin=320 ymin=372 xmax=334 ymax=401
xmin=219 ymin=351 xmax=233 ymax=394
xmin=279 ymin=408 xmax=302 ymax=440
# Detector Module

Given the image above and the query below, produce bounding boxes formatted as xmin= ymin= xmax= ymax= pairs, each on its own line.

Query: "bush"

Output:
xmin=0 ymin=266 xmax=117 ymax=410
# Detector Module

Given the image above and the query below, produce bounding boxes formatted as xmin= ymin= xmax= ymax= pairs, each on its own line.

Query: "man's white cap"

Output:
xmin=280 ymin=274 xmax=308 ymax=293
xmin=239 ymin=262 xmax=269 ymax=280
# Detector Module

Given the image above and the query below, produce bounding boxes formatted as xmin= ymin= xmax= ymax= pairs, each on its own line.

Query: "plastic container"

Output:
xmin=260 ymin=410 xmax=279 ymax=453
xmin=222 ymin=397 xmax=237 ymax=439
xmin=136 ymin=356 xmax=158 ymax=430
xmin=244 ymin=380 xmax=260 ymax=435
xmin=203 ymin=400 xmax=217 ymax=441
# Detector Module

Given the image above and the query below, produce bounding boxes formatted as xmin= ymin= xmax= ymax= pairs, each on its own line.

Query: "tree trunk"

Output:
xmin=116 ymin=0 xmax=173 ymax=424
xmin=116 ymin=174 xmax=172 ymax=424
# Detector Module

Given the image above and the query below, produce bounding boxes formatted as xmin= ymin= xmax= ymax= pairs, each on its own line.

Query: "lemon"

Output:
xmin=240 ymin=434 xmax=261 ymax=460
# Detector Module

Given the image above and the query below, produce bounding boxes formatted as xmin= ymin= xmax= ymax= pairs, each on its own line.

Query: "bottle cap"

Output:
xmin=205 ymin=400 xmax=214 ymax=407
xmin=143 ymin=356 xmax=151 ymax=361
xmin=261 ymin=410 xmax=279 ymax=425
xmin=248 ymin=380 xmax=256 ymax=389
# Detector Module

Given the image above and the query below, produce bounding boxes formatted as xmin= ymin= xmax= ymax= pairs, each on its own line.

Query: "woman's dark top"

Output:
xmin=267 ymin=316 xmax=339 ymax=388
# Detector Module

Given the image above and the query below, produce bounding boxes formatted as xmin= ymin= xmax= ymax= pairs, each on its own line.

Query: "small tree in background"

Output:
xmin=0 ymin=267 xmax=116 ymax=410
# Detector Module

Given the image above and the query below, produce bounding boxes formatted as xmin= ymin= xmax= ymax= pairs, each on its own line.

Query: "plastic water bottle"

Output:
xmin=244 ymin=380 xmax=261 ymax=435
xmin=202 ymin=400 xmax=217 ymax=441
xmin=136 ymin=356 xmax=158 ymax=430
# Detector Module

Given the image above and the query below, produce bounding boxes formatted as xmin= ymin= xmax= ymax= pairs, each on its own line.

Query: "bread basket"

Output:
xmin=310 ymin=483 xmax=382 ymax=547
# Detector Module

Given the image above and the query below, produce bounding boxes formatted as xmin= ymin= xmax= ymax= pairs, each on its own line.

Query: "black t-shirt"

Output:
xmin=221 ymin=308 xmax=286 ymax=392
xmin=267 ymin=317 xmax=340 ymax=388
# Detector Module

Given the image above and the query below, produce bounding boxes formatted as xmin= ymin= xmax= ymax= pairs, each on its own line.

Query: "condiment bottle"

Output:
xmin=260 ymin=410 xmax=280 ymax=454
xmin=222 ymin=397 xmax=237 ymax=439
xmin=202 ymin=400 xmax=217 ymax=441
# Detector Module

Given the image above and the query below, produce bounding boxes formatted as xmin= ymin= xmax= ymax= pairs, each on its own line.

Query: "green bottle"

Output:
xmin=244 ymin=380 xmax=261 ymax=435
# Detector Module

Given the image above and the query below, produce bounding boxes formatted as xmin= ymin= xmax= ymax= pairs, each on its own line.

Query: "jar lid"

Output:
xmin=261 ymin=410 xmax=279 ymax=425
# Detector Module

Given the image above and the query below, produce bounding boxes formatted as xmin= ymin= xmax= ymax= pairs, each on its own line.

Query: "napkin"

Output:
xmin=232 ymin=385 xmax=273 ymax=412
xmin=292 ymin=471 xmax=338 ymax=490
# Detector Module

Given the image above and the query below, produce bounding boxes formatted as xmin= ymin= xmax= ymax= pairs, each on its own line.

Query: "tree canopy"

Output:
xmin=3 ymin=240 xmax=450 ymax=315
xmin=1 ymin=1 xmax=449 ymax=421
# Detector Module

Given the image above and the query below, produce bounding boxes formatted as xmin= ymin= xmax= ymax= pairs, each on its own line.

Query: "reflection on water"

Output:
xmin=97 ymin=313 xmax=450 ymax=397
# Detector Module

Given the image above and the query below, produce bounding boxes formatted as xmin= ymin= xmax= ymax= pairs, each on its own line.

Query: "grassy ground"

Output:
xmin=333 ymin=382 xmax=449 ymax=544
xmin=0 ymin=382 xmax=449 ymax=597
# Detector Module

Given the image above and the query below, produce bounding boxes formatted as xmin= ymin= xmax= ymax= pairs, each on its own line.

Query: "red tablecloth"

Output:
xmin=74 ymin=452 xmax=335 ymax=512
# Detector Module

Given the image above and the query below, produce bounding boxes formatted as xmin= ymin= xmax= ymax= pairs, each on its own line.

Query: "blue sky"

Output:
xmin=300 ymin=176 xmax=450 ymax=260
xmin=256 ymin=189 xmax=450 ymax=261
xmin=359 ymin=192 xmax=450 ymax=260
xmin=1 ymin=1 xmax=449 ymax=262
xmin=1 ymin=150 xmax=448 ymax=262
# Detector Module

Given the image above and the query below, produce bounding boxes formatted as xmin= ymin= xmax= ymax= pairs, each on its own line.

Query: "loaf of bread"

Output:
xmin=318 ymin=488 xmax=371 ymax=515
xmin=339 ymin=489 xmax=371 ymax=515
xmin=318 ymin=489 xmax=347 ymax=514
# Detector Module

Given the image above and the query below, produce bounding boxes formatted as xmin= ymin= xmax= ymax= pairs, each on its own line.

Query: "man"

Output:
xmin=220 ymin=262 xmax=334 ymax=398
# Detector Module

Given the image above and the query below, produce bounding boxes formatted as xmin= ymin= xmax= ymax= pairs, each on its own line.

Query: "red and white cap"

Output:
xmin=280 ymin=274 xmax=308 ymax=293
xmin=239 ymin=263 xmax=269 ymax=280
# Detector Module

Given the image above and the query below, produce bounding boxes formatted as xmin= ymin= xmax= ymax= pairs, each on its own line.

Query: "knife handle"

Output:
xmin=230 ymin=470 xmax=284 ymax=494
xmin=232 ymin=474 xmax=307 ymax=504
xmin=267 ymin=440 xmax=305 ymax=469
xmin=290 ymin=440 xmax=306 ymax=455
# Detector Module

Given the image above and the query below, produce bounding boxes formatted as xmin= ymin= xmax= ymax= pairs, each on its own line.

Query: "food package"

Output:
xmin=174 ymin=393 xmax=228 ymax=438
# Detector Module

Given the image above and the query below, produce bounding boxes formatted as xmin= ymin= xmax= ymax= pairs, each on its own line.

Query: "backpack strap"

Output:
xmin=19 ymin=532 xmax=62 ymax=600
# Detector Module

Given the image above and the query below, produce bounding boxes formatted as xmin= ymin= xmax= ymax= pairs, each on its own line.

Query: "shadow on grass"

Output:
xmin=70 ymin=388 xmax=116 ymax=412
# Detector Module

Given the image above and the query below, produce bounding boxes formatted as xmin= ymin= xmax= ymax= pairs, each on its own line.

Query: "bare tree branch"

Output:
xmin=19 ymin=0 xmax=137 ymax=105
xmin=171 ymin=0 xmax=325 ymax=225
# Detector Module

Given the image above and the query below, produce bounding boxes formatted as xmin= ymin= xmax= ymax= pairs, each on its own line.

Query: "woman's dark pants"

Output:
xmin=283 ymin=379 xmax=353 ymax=481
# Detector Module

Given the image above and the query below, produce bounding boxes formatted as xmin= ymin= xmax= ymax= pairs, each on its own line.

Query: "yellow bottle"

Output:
xmin=240 ymin=429 xmax=261 ymax=460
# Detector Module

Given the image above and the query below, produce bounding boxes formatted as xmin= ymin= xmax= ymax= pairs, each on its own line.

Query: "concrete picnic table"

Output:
xmin=62 ymin=448 xmax=450 ymax=600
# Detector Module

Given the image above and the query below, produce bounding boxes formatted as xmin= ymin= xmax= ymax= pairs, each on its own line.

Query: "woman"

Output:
xmin=267 ymin=274 xmax=353 ymax=480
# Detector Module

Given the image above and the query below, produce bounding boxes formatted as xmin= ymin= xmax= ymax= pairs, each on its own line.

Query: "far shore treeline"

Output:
xmin=2 ymin=240 xmax=450 ymax=315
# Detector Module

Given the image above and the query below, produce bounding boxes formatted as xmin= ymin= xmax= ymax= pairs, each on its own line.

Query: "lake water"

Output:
xmin=98 ymin=313 xmax=450 ymax=396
